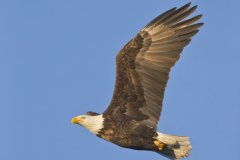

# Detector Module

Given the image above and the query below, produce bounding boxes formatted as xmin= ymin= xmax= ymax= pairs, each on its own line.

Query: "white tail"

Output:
xmin=155 ymin=132 xmax=192 ymax=160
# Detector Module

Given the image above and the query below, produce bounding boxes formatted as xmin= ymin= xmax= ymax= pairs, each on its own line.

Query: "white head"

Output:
xmin=71 ymin=114 xmax=104 ymax=135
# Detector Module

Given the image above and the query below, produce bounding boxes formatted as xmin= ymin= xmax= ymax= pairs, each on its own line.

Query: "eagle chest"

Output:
xmin=99 ymin=118 xmax=155 ymax=149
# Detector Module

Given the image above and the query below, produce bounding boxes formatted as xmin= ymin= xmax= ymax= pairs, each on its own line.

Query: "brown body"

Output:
xmin=100 ymin=113 xmax=157 ymax=150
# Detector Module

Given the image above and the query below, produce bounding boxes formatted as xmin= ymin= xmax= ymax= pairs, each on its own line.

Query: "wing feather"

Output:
xmin=103 ymin=3 xmax=203 ymax=128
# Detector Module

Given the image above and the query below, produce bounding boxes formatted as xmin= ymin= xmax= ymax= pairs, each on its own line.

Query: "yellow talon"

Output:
xmin=154 ymin=140 xmax=165 ymax=151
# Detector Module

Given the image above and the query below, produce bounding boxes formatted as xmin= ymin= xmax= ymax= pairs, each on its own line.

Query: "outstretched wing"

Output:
xmin=103 ymin=3 xmax=203 ymax=129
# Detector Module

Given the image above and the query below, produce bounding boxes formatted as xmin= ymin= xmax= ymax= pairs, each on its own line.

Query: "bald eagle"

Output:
xmin=72 ymin=3 xmax=203 ymax=160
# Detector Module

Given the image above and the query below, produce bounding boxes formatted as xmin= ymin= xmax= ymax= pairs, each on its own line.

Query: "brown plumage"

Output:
xmin=104 ymin=3 xmax=203 ymax=127
xmin=72 ymin=3 xmax=203 ymax=160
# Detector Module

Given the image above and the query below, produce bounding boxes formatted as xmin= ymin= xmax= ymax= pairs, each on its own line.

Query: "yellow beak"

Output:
xmin=71 ymin=117 xmax=82 ymax=124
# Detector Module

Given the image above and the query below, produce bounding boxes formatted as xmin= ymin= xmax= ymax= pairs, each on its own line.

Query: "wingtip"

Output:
xmin=197 ymin=14 xmax=203 ymax=18
xmin=193 ymin=14 xmax=203 ymax=22
xmin=183 ymin=2 xmax=192 ymax=9
xmin=198 ymin=22 xmax=204 ymax=26
xmin=170 ymin=7 xmax=177 ymax=12
xmin=193 ymin=22 xmax=204 ymax=29
xmin=190 ymin=5 xmax=198 ymax=12
xmin=175 ymin=2 xmax=192 ymax=13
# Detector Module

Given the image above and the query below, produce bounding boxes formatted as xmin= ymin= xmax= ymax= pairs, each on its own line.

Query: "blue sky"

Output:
xmin=0 ymin=0 xmax=239 ymax=160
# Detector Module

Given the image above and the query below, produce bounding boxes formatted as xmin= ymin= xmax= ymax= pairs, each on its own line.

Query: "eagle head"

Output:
xmin=71 ymin=113 xmax=104 ymax=135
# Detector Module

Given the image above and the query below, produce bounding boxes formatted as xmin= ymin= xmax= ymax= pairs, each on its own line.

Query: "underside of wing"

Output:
xmin=104 ymin=3 xmax=203 ymax=128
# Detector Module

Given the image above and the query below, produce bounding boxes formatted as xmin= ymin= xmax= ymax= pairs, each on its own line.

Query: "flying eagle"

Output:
xmin=72 ymin=3 xmax=203 ymax=160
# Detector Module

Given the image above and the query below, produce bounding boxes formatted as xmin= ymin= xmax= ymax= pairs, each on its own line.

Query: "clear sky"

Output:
xmin=0 ymin=0 xmax=239 ymax=160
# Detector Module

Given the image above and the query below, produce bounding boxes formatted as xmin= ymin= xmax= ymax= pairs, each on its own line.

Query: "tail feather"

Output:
xmin=155 ymin=132 xmax=192 ymax=160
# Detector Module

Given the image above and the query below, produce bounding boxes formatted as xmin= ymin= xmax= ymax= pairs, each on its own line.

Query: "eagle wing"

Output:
xmin=103 ymin=3 xmax=203 ymax=129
